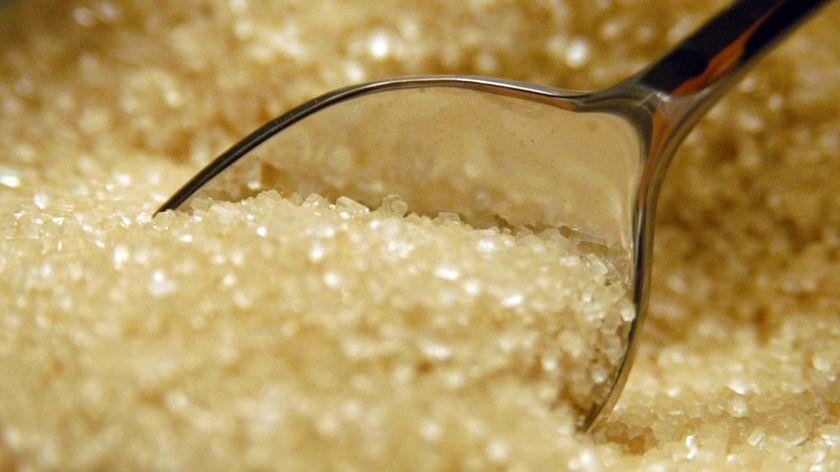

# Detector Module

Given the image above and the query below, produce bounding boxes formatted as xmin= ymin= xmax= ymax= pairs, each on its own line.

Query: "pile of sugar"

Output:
xmin=0 ymin=0 xmax=838 ymax=471
xmin=0 ymin=185 xmax=630 ymax=470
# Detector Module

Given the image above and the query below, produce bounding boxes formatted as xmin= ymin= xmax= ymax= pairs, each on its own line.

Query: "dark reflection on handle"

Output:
xmin=638 ymin=0 xmax=829 ymax=97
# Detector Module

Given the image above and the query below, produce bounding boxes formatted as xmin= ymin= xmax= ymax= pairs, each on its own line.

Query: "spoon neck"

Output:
xmin=625 ymin=0 xmax=828 ymax=191
xmin=634 ymin=0 xmax=828 ymax=102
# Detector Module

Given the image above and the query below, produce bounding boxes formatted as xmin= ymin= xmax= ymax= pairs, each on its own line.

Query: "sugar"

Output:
xmin=147 ymin=270 xmax=177 ymax=297
xmin=0 ymin=0 xmax=837 ymax=471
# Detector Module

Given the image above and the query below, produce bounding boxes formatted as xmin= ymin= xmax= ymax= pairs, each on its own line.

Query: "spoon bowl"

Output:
xmin=160 ymin=77 xmax=648 ymax=425
xmin=158 ymin=0 xmax=829 ymax=429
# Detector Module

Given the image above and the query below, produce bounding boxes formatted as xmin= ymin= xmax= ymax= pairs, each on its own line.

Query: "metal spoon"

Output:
xmin=158 ymin=0 xmax=829 ymax=430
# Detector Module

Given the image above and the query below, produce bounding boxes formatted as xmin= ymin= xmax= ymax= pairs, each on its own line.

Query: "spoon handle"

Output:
xmin=637 ymin=0 xmax=829 ymax=98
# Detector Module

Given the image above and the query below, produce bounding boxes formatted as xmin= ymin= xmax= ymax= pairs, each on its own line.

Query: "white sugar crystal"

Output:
xmin=0 ymin=172 xmax=21 ymax=189
xmin=433 ymin=264 xmax=461 ymax=281
xmin=147 ymin=270 xmax=176 ymax=297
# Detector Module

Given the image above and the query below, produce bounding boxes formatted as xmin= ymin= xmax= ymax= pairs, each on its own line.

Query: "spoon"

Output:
xmin=157 ymin=0 xmax=829 ymax=430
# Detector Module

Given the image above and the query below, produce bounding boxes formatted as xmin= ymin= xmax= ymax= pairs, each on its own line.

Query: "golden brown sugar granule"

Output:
xmin=0 ymin=0 xmax=838 ymax=471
